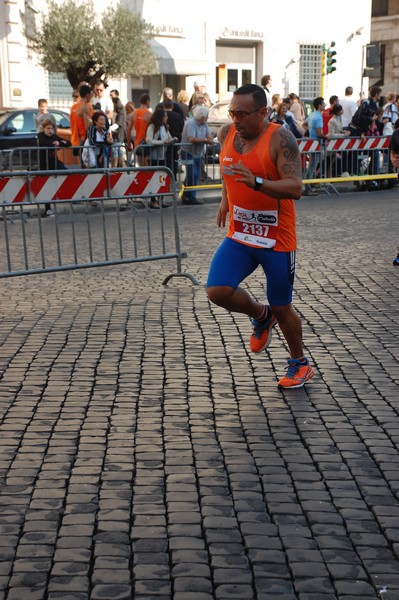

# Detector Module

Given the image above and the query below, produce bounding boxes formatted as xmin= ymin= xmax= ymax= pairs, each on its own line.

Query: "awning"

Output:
xmin=150 ymin=39 xmax=209 ymax=76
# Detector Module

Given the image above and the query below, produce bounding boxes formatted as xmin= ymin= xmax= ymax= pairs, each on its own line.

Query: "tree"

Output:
xmin=27 ymin=0 xmax=157 ymax=89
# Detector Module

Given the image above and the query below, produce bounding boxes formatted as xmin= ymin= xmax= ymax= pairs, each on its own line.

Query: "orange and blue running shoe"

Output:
xmin=249 ymin=309 xmax=277 ymax=353
xmin=278 ymin=358 xmax=314 ymax=389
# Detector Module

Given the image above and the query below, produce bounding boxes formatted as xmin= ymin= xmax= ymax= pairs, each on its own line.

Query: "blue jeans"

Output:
xmin=181 ymin=151 xmax=201 ymax=201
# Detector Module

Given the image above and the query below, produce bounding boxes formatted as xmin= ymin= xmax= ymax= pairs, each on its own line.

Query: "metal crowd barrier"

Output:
xmin=0 ymin=144 xmax=130 ymax=172
xmin=1 ymin=137 xmax=396 ymax=193
xmin=0 ymin=165 xmax=199 ymax=284
xmin=298 ymin=135 xmax=396 ymax=194
xmin=132 ymin=141 xmax=221 ymax=185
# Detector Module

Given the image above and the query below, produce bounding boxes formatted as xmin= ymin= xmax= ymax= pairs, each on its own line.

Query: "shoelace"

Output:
xmin=285 ymin=361 xmax=301 ymax=379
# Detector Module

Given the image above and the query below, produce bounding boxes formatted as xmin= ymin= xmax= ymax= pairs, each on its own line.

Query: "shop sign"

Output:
xmin=153 ymin=23 xmax=185 ymax=37
xmin=220 ymin=26 xmax=263 ymax=40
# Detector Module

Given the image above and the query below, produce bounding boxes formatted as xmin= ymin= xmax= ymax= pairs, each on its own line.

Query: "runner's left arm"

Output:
xmin=230 ymin=127 xmax=303 ymax=200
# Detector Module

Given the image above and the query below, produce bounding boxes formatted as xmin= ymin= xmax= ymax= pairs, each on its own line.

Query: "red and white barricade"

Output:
xmin=0 ymin=168 xmax=172 ymax=205
xmin=325 ymin=136 xmax=390 ymax=153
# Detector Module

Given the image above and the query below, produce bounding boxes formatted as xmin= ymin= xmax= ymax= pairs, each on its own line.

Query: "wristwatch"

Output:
xmin=254 ymin=176 xmax=263 ymax=191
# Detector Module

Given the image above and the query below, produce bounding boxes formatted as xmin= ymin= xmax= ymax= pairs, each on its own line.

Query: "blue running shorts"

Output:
xmin=207 ymin=237 xmax=296 ymax=306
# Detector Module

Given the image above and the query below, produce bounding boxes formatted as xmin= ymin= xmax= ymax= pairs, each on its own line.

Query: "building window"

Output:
xmin=48 ymin=73 xmax=73 ymax=109
xmin=299 ymin=44 xmax=323 ymax=99
xmin=372 ymin=0 xmax=388 ymax=17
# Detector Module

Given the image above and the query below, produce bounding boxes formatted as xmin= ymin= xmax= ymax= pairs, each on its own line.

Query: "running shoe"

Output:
xmin=393 ymin=251 xmax=399 ymax=266
xmin=249 ymin=309 xmax=277 ymax=353
xmin=278 ymin=358 xmax=314 ymax=389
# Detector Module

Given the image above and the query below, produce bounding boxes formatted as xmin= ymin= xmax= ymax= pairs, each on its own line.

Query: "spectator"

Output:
xmin=304 ymin=97 xmax=327 ymax=191
xmin=163 ymin=98 xmax=184 ymax=176
xmin=203 ymin=93 xmax=213 ymax=109
xmin=181 ymin=105 xmax=213 ymax=205
xmin=83 ymin=110 xmax=113 ymax=168
xmin=260 ymin=74 xmax=272 ymax=112
xmin=270 ymin=102 xmax=302 ymax=138
xmin=349 ymin=87 xmax=382 ymax=137
xmin=327 ymin=104 xmax=349 ymax=176
xmin=70 ymin=83 xmax=93 ymax=158
xmin=382 ymin=92 xmax=399 ymax=136
xmin=177 ymin=90 xmax=190 ymax=119
xmin=92 ymin=79 xmax=113 ymax=120
xmin=35 ymin=99 xmax=56 ymax=131
xmin=37 ymin=118 xmax=71 ymax=216
xmin=327 ymin=104 xmax=348 ymax=138
xmin=339 ymin=86 xmax=357 ymax=128
xmin=322 ymin=95 xmax=339 ymax=135
xmin=288 ymin=93 xmax=306 ymax=136
xmin=124 ymin=102 xmax=135 ymax=162
xmin=189 ymin=80 xmax=206 ymax=110
xmin=145 ymin=109 xmax=177 ymax=208
xmin=129 ymin=93 xmax=152 ymax=166
xmin=268 ymin=94 xmax=282 ymax=121
xmin=188 ymin=93 xmax=206 ymax=117
xmin=156 ymin=87 xmax=184 ymax=119
xmin=109 ymin=89 xmax=127 ymax=167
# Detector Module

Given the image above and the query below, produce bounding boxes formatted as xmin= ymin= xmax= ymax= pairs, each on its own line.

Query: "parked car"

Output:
xmin=207 ymin=100 xmax=232 ymax=139
xmin=204 ymin=100 xmax=231 ymax=163
xmin=0 ymin=108 xmax=71 ymax=170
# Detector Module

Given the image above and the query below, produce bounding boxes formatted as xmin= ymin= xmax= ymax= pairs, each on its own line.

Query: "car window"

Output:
xmin=8 ymin=111 xmax=36 ymax=133
xmin=52 ymin=111 xmax=70 ymax=129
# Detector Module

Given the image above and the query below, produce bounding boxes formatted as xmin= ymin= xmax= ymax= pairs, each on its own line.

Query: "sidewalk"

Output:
xmin=0 ymin=188 xmax=398 ymax=600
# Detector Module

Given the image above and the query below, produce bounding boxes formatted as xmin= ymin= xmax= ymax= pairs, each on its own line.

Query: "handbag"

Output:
xmin=82 ymin=138 xmax=97 ymax=168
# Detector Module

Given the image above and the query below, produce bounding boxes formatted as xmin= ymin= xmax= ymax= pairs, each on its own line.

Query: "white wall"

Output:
xmin=0 ymin=0 xmax=372 ymax=109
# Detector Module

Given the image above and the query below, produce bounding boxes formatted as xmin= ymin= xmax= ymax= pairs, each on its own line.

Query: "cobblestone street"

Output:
xmin=0 ymin=188 xmax=398 ymax=600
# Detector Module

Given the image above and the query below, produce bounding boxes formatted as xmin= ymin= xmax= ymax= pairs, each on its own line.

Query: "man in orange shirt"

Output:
xmin=70 ymin=84 xmax=94 ymax=157
xmin=206 ymin=83 xmax=314 ymax=389
xmin=127 ymin=93 xmax=152 ymax=166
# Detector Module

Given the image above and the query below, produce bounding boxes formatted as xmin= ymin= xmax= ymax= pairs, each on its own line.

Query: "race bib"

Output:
xmin=232 ymin=205 xmax=278 ymax=248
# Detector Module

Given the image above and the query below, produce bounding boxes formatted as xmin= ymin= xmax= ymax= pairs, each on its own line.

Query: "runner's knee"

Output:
xmin=207 ymin=285 xmax=235 ymax=307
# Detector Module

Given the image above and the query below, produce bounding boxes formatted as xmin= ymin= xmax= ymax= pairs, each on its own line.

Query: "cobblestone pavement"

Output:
xmin=0 ymin=188 xmax=398 ymax=600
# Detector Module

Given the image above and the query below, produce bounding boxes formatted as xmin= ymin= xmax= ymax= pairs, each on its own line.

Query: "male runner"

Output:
xmin=206 ymin=83 xmax=313 ymax=389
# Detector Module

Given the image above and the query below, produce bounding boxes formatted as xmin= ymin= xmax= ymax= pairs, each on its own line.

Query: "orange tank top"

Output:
xmin=221 ymin=123 xmax=296 ymax=252
xmin=70 ymin=101 xmax=93 ymax=146
xmin=134 ymin=108 xmax=150 ymax=147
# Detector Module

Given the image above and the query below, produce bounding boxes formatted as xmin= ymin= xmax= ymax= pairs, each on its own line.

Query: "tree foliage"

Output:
xmin=28 ymin=0 xmax=157 ymax=89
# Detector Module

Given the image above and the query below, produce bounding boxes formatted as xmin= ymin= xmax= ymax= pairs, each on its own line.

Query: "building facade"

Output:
xmin=369 ymin=0 xmax=399 ymax=91
xmin=0 ymin=0 xmax=377 ymax=111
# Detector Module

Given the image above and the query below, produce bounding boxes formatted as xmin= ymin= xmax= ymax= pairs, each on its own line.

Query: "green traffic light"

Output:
xmin=326 ymin=44 xmax=337 ymax=74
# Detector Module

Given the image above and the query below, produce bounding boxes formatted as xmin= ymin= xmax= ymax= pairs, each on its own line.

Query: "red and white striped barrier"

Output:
xmin=0 ymin=169 xmax=172 ymax=205
xmin=297 ymin=139 xmax=321 ymax=153
xmin=325 ymin=136 xmax=391 ymax=152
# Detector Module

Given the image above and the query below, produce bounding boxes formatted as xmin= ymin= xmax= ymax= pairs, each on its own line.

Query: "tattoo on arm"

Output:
xmin=278 ymin=127 xmax=302 ymax=179
xmin=218 ymin=124 xmax=231 ymax=148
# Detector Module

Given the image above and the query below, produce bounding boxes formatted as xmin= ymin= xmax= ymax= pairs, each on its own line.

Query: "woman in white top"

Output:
xmin=382 ymin=92 xmax=399 ymax=136
xmin=327 ymin=104 xmax=349 ymax=138
xmin=327 ymin=104 xmax=350 ymax=177
xmin=146 ymin=109 xmax=176 ymax=163
xmin=145 ymin=109 xmax=177 ymax=208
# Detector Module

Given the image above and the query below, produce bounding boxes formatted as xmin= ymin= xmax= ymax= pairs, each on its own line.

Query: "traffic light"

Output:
xmin=326 ymin=41 xmax=337 ymax=74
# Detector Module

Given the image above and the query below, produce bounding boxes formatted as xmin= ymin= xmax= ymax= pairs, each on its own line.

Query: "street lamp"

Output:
xmin=346 ymin=27 xmax=364 ymax=43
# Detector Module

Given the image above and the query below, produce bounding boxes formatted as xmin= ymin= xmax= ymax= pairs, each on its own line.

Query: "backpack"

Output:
xmin=351 ymin=100 xmax=373 ymax=133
